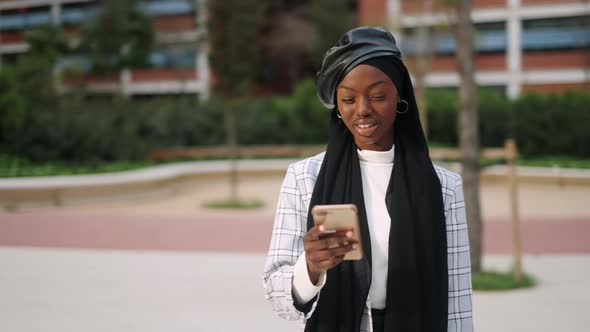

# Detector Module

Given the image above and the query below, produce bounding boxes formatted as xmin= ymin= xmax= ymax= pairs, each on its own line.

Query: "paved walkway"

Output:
xmin=1 ymin=210 xmax=589 ymax=254
xmin=0 ymin=248 xmax=588 ymax=332
xmin=1 ymin=162 xmax=589 ymax=331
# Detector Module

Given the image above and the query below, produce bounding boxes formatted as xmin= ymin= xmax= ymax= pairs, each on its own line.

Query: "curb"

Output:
xmin=2 ymin=159 xmax=590 ymax=207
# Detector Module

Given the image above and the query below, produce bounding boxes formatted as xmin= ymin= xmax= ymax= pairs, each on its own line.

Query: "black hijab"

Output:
xmin=297 ymin=27 xmax=448 ymax=332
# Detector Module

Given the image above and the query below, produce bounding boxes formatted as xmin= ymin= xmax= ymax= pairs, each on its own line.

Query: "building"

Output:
xmin=0 ymin=0 xmax=209 ymax=98
xmin=358 ymin=0 xmax=589 ymax=98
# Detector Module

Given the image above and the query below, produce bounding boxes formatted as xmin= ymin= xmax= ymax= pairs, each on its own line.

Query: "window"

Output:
xmin=61 ymin=3 xmax=99 ymax=25
xmin=0 ymin=7 xmax=52 ymax=31
xmin=139 ymin=0 xmax=195 ymax=17
xmin=476 ymin=22 xmax=506 ymax=53
xmin=402 ymin=22 xmax=507 ymax=55
xmin=56 ymin=54 xmax=92 ymax=71
xmin=522 ymin=16 xmax=590 ymax=51
xmin=149 ymin=47 xmax=198 ymax=68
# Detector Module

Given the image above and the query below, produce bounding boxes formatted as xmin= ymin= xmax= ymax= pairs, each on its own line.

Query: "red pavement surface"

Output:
xmin=0 ymin=211 xmax=589 ymax=254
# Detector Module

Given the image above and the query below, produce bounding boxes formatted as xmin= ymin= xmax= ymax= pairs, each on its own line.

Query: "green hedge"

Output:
xmin=1 ymin=80 xmax=329 ymax=163
xmin=1 ymin=79 xmax=589 ymax=163
xmin=237 ymin=80 xmax=328 ymax=145
xmin=427 ymin=89 xmax=590 ymax=158
xmin=427 ymin=88 xmax=512 ymax=148
xmin=512 ymin=91 xmax=590 ymax=157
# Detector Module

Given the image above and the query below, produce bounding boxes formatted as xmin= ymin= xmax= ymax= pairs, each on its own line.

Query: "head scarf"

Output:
xmin=297 ymin=27 xmax=448 ymax=332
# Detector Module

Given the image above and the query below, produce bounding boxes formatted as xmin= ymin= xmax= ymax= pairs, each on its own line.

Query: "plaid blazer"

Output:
xmin=263 ymin=152 xmax=474 ymax=331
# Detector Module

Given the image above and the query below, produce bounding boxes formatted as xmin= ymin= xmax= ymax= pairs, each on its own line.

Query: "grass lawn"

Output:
xmin=0 ymin=155 xmax=158 ymax=178
xmin=202 ymin=199 xmax=264 ymax=209
xmin=518 ymin=157 xmax=590 ymax=169
xmin=472 ymin=270 xmax=536 ymax=291
xmin=1 ymin=153 xmax=589 ymax=178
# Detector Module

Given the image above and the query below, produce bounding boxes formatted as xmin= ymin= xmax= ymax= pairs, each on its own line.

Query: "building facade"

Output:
xmin=0 ymin=0 xmax=209 ymax=98
xmin=358 ymin=0 xmax=589 ymax=98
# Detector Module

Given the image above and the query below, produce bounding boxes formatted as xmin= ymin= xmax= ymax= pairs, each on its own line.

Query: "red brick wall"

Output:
xmin=522 ymin=50 xmax=590 ymax=70
xmin=358 ymin=0 xmax=387 ymax=26
xmin=63 ymin=26 xmax=81 ymax=34
xmin=521 ymin=0 xmax=585 ymax=6
xmin=62 ymin=73 xmax=119 ymax=85
xmin=152 ymin=14 xmax=195 ymax=32
xmin=473 ymin=0 xmax=507 ymax=8
xmin=62 ymin=26 xmax=81 ymax=39
xmin=131 ymin=68 xmax=197 ymax=82
xmin=401 ymin=0 xmax=505 ymax=14
xmin=0 ymin=31 xmax=24 ymax=43
xmin=522 ymin=82 xmax=590 ymax=94
xmin=406 ymin=53 xmax=506 ymax=72
xmin=401 ymin=0 xmax=451 ymax=14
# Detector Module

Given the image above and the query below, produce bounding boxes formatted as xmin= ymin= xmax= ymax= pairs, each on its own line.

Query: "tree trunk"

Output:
xmin=224 ymin=106 xmax=239 ymax=202
xmin=414 ymin=0 xmax=434 ymax=140
xmin=455 ymin=0 xmax=482 ymax=272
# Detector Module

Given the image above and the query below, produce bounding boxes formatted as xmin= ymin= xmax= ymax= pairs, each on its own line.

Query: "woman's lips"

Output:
xmin=354 ymin=123 xmax=378 ymax=136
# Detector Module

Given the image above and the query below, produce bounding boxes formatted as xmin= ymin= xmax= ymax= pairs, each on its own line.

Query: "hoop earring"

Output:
xmin=397 ymin=100 xmax=409 ymax=114
xmin=337 ymin=111 xmax=343 ymax=119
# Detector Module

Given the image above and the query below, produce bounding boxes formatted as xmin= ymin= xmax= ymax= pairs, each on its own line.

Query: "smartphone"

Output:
xmin=311 ymin=204 xmax=363 ymax=260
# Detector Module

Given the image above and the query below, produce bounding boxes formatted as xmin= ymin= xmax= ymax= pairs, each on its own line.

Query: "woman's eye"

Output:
xmin=371 ymin=95 xmax=386 ymax=101
xmin=341 ymin=98 xmax=355 ymax=104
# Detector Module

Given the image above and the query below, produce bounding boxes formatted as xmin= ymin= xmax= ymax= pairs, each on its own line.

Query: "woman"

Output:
xmin=263 ymin=27 xmax=473 ymax=332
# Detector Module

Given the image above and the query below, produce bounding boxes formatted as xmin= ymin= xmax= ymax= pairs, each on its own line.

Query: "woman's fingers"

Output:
xmin=304 ymin=225 xmax=358 ymax=273
xmin=307 ymin=242 xmax=357 ymax=265
xmin=304 ymin=224 xmax=326 ymax=242
xmin=306 ymin=231 xmax=356 ymax=251
xmin=318 ymin=255 xmax=346 ymax=269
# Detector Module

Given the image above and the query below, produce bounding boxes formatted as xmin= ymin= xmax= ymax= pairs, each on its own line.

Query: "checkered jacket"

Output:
xmin=262 ymin=152 xmax=474 ymax=331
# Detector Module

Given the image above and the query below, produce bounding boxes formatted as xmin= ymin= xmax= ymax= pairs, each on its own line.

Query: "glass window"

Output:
xmin=522 ymin=16 xmax=590 ymax=51
xmin=56 ymin=54 xmax=92 ymax=71
xmin=0 ymin=13 xmax=26 ymax=30
xmin=433 ymin=32 xmax=456 ymax=55
xmin=149 ymin=47 xmax=198 ymax=68
xmin=0 ymin=7 xmax=52 ymax=31
xmin=475 ymin=22 xmax=506 ymax=53
xmin=61 ymin=3 xmax=99 ymax=25
xmin=139 ymin=0 xmax=195 ymax=17
xmin=402 ymin=22 xmax=506 ymax=55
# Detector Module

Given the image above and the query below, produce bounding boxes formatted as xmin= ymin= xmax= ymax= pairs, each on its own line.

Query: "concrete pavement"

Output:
xmin=0 ymin=248 xmax=588 ymax=332
xmin=1 ymin=160 xmax=590 ymax=331
xmin=1 ymin=210 xmax=589 ymax=254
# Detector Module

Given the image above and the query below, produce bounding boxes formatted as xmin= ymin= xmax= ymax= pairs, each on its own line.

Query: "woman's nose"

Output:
xmin=356 ymin=97 xmax=372 ymax=116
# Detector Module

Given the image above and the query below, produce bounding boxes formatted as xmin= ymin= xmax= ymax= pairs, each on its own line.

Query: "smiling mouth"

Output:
xmin=354 ymin=123 xmax=378 ymax=135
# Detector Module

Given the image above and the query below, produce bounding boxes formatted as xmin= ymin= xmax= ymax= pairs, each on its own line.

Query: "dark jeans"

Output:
xmin=371 ymin=308 xmax=386 ymax=332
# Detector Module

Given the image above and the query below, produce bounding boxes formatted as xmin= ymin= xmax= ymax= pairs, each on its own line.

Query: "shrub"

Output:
xmin=426 ymin=89 xmax=458 ymax=145
xmin=1 ymin=79 xmax=589 ymax=163
xmin=513 ymin=91 xmax=590 ymax=158
xmin=478 ymin=89 xmax=511 ymax=147
xmin=236 ymin=79 xmax=328 ymax=145
xmin=426 ymin=88 xmax=589 ymax=158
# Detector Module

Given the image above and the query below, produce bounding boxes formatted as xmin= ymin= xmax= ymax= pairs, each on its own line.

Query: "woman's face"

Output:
xmin=336 ymin=64 xmax=399 ymax=151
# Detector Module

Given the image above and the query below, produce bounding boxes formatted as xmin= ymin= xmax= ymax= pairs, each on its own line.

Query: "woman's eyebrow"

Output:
xmin=339 ymin=80 xmax=387 ymax=92
xmin=368 ymin=81 xmax=387 ymax=89
xmin=338 ymin=85 xmax=356 ymax=92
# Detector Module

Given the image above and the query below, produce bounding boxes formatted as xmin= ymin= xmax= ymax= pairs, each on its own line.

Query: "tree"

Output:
xmin=454 ymin=0 xmax=483 ymax=272
xmin=82 ymin=0 xmax=154 ymax=76
xmin=307 ymin=0 xmax=356 ymax=67
xmin=0 ymin=24 xmax=68 ymax=156
xmin=264 ymin=8 xmax=316 ymax=91
xmin=17 ymin=24 xmax=68 ymax=108
xmin=207 ymin=0 xmax=269 ymax=201
xmin=413 ymin=0 xmax=436 ymax=140
xmin=0 ymin=69 xmax=26 ymax=144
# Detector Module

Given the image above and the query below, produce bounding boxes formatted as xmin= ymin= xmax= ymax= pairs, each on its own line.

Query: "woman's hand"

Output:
xmin=303 ymin=223 xmax=358 ymax=285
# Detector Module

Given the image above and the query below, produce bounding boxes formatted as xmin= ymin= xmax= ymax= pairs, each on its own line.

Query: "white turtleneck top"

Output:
xmin=293 ymin=145 xmax=394 ymax=310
